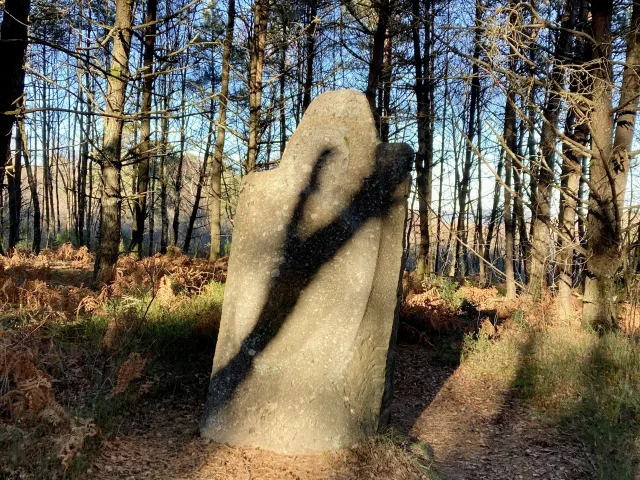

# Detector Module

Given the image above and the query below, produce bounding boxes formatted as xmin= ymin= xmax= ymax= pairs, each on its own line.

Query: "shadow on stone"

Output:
xmin=202 ymin=143 xmax=411 ymax=444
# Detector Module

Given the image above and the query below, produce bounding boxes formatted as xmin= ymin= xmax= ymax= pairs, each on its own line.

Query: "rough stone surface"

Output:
xmin=200 ymin=89 xmax=413 ymax=454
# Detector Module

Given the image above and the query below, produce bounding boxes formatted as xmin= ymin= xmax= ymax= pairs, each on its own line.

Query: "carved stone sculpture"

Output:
xmin=201 ymin=89 xmax=412 ymax=454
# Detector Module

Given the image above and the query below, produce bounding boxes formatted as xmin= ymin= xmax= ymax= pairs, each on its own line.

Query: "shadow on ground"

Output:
xmin=510 ymin=327 xmax=640 ymax=479
xmin=404 ymin=317 xmax=640 ymax=480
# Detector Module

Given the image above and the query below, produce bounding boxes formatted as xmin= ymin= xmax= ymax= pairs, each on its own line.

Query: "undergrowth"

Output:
xmin=3 ymin=247 xmax=639 ymax=479
xmin=0 ymin=246 xmax=226 ymax=479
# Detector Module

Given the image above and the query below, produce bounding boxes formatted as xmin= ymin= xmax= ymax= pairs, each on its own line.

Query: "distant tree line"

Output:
xmin=0 ymin=0 xmax=639 ymax=327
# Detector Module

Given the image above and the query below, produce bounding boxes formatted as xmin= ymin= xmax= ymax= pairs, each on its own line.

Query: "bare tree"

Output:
xmin=209 ymin=0 xmax=235 ymax=261
xmin=583 ymin=0 xmax=640 ymax=326
xmin=130 ymin=0 xmax=158 ymax=258
xmin=528 ymin=0 xmax=574 ymax=296
xmin=0 ymin=0 xmax=31 ymax=252
xmin=454 ymin=0 xmax=482 ymax=278
xmin=412 ymin=0 xmax=435 ymax=277
xmin=94 ymin=0 xmax=134 ymax=278
xmin=246 ymin=0 xmax=269 ymax=173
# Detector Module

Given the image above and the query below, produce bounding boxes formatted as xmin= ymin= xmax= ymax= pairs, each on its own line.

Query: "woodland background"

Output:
xmin=2 ymin=0 xmax=640 ymax=479
xmin=1 ymin=0 xmax=639 ymax=327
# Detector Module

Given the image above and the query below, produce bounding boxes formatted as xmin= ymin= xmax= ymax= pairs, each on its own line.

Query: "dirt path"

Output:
xmin=92 ymin=343 xmax=593 ymax=479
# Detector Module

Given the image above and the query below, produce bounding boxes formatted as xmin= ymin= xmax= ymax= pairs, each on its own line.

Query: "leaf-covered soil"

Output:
xmin=87 ymin=340 xmax=592 ymax=480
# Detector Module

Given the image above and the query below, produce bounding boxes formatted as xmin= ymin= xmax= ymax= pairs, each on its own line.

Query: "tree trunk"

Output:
xmin=365 ymin=0 xmax=390 ymax=134
xmin=513 ymin=121 xmax=528 ymax=282
xmin=158 ymin=74 xmax=171 ymax=254
xmin=148 ymin=116 xmax=157 ymax=256
xmin=160 ymin=121 xmax=169 ymax=254
xmin=0 ymin=0 xmax=30 ymax=250
xmin=183 ymin=108 xmax=213 ymax=254
xmin=209 ymin=0 xmax=235 ymax=261
xmin=77 ymin=88 xmax=89 ymax=247
xmin=246 ymin=0 xmax=269 ymax=173
xmin=131 ymin=0 xmax=157 ymax=258
xmin=54 ymin=131 xmax=61 ymax=234
xmin=504 ymin=100 xmax=517 ymax=297
xmin=500 ymin=4 xmax=519 ymax=297
xmin=7 ymin=121 xmax=22 ymax=250
xmin=412 ymin=0 xmax=434 ymax=278
xmin=79 ymin=48 xmax=93 ymax=247
xmin=529 ymin=1 xmax=575 ymax=296
xmin=70 ymin=101 xmax=77 ymax=244
xmin=504 ymin=134 xmax=516 ymax=296
xmin=454 ymin=0 xmax=482 ymax=278
xmin=556 ymin=0 xmax=589 ymax=319
xmin=94 ymin=0 xmax=134 ymax=279
xmin=447 ymin=107 xmax=461 ymax=277
xmin=557 ymin=114 xmax=586 ymax=320
xmin=302 ymin=0 xmax=318 ymax=114
xmin=18 ymin=121 xmax=40 ymax=253
xmin=86 ymin=153 xmax=93 ymax=249
xmin=210 ymin=148 xmax=222 ymax=261
xmin=8 ymin=122 xmax=22 ymax=251
xmin=485 ymin=151 xmax=504 ymax=279
xmin=476 ymin=94 xmax=486 ymax=284
xmin=584 ymin=0 xmax=640 ymax=326
xmin=41 ymin=69 xmax=51 ymax=247
xmin=435 ymin=57 xmax=449 ymax=274
xmin=411 ymin=0 xmax=426 ymax=275
xmin=172 ymin=71 xmax=188 ymax=247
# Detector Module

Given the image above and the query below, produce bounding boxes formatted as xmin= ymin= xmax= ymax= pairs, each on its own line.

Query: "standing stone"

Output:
xmin=200 ymin=89 xmax=412 ymax=454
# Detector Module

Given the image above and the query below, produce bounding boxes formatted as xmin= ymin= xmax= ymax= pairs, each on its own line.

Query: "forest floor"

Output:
xmin=1 ymin=245 xmax=639 ymax=479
